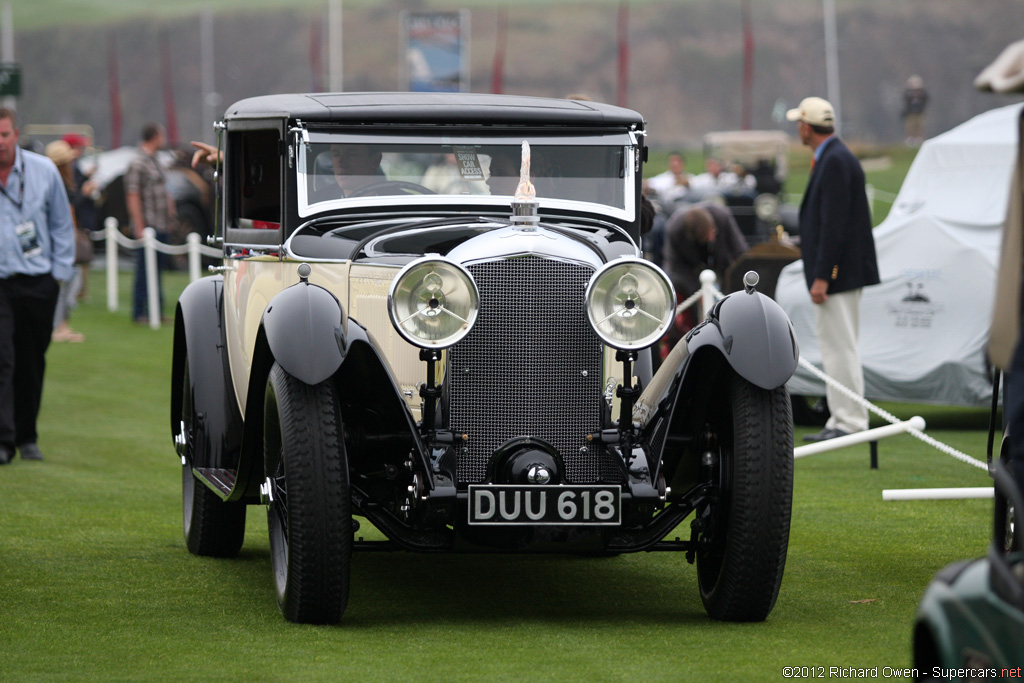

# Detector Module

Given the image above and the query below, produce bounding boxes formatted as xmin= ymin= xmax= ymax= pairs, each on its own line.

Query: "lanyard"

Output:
xmin=0 ymin=155 xmax=25 ymax=211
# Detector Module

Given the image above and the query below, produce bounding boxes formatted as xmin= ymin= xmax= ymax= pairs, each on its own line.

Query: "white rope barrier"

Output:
xmin=674 ymin=269 xmax=720 ymax=318
xmin=796 ymin=356 xmax=988 ymax=472
xmin=688 ymin=269 xmax=990 ymax=481
xmin=674 ymin=290 xmax=704 ymax=316
xmin=97 ymin=216 xmax=221 ymax=328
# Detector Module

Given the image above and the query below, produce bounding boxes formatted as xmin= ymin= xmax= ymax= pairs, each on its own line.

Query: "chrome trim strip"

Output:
xmin=446 ymin=226 xmax=604 ymax=270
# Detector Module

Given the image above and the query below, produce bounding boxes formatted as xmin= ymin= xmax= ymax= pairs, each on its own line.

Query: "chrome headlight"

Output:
xmin=754 ymin=192 xmax=780 ymax=222
xmin=585 ymin=258 xmax=675 ymax=350
xmin=388 ymin=257 xmax=480 ymax=349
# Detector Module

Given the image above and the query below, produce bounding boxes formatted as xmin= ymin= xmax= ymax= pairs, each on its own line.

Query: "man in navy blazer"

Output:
xmin=787 ymin=97 xmax=880 ymax=442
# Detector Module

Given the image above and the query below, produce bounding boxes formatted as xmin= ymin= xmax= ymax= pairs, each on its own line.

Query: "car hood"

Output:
xmin=289 ymin=215 xmax=638 ymax=265
xmin=361 ymin=218 xmax=637 ymax=268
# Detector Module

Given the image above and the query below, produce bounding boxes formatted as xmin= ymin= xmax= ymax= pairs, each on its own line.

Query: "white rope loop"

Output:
xmin=797 ymin=356 xmax=988 ymax=471
xmin=98 ymin=217 xmax=222 ymax=321
xmin=91 ymin=223 xmax=220 ymax=258
xmin=680 ymin=269 xmax=988 ymax=472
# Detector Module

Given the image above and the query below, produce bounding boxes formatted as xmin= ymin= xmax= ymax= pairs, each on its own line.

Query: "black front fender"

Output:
xmin=263 ymin=281 xmax=347 ymax=386
xmin=633 ymin=288 xmax=798 ymax=481
xmin=170 ymin=276 xmax=242 ymax=471
xmin=687 ymin=288 xmax=799 ymax=391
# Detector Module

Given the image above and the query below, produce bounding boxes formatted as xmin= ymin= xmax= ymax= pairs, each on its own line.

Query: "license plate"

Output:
xmin=467 ymin=485 xmax=621 ymax=526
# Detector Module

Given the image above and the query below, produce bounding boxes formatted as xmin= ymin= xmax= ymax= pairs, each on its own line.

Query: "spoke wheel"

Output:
xmin=180 ymin=357 xmax=246 ymax=557
xmin=264 ymin=363 xmax=351 ymax=624
xmin=697 ymin=374 xmax=793 ymax=622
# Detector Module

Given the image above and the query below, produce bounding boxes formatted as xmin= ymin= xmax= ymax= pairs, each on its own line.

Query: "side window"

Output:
xmin=225 ymin=128 xmax=283 ymax=246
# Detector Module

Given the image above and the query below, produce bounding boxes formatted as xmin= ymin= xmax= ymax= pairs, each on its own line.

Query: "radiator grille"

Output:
xmin=447 ymin=256 xmax=621 ymax=484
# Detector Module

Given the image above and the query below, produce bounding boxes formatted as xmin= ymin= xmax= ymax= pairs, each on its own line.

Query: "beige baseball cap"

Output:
xmin=785 ymin=97 xmax=835 ymax=127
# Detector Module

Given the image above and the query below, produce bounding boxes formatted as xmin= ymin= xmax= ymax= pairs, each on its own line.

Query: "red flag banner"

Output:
xmin=108 ymin=33 xmax=122 ymax=149
xmin=491 ymin=7 xmax=507 ymax=94
xmin=617 ymin=1 xmax=629 ymax=107
xmin=742 ymin=0 xmax=754 ymax=130
xmin=160 ymin=32 xmax=179 ymax=147
xmin=310 ymin=18 xmax=323 ymax=92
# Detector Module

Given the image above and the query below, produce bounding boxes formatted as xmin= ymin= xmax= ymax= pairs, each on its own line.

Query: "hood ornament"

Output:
xmin=510 ymin=140 xmax=540 ymax=226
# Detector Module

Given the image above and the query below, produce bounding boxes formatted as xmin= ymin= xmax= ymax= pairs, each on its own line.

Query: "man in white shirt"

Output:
xmin=646 ymin=151 xmax=691 ymax=205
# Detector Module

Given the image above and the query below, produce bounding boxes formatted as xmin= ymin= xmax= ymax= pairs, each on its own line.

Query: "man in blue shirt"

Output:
xmin=0 ymin=108 xmax=75 ymax=463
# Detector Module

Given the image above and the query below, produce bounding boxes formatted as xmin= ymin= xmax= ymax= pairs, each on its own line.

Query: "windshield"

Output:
xmin=297 ymin=131 xmax=636 ymax=220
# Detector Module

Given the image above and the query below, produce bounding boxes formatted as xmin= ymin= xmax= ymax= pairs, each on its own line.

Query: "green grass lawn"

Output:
xmin=0 ymin=269 xmax=995 ymax=681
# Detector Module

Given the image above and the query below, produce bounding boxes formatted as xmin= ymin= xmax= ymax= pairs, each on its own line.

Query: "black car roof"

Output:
xmin=224 ymin=92 xmax=645 ymax=128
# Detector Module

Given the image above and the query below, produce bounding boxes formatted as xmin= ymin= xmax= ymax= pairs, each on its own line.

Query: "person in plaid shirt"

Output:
xmin=125 ymin=123 xmax=175 ymax=323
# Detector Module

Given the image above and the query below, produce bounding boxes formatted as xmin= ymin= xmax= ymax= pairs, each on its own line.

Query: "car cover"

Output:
xmin=776 ymin=103 xmax=1023 ymax=406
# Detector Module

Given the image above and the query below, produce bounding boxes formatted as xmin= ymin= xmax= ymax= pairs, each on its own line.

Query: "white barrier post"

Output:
xmin=105 ymin=217 xmax=119 ymax=312
xmin=882 ymin=487 xmax=994 ymax=501
xmin=793 ymin=416 xmax=927 ymax=459
xmin=699 ymin=269 xmax=717 ymax=320
xmin=187 ymin=232 xmax=201 ymax=283
xmin=143 ymin=227 xmax=160 ymax=329
xmin=866 ymin=183 xmax=875 ymax=220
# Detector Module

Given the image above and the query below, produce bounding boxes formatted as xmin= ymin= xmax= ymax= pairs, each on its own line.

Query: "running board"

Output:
xmin=195 ymin=467 xmax=237 ymax=498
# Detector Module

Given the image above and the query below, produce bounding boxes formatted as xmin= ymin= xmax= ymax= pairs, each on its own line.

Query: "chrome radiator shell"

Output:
xmin=446 ymin=254 xmax=622 ymax=484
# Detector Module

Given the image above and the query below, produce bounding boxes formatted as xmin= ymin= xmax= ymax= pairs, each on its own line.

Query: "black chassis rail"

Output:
xmin=349 ymin=444 xmax=710 ymax=554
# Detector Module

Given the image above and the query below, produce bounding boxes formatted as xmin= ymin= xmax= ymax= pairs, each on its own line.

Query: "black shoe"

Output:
xmin=802 ymin=427 xmax=850 ymax=443
xmin=0 ymin=446 xmax=12 ymax=465
xmin=19 ymin=443 xmax=43 ymax=461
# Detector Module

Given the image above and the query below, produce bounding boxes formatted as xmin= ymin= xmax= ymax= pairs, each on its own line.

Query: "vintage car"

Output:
xmin=170 ymin=92 xmax=799 ymax=624
xmin=698 ymin=129 xmax=795 ymax=244
xmin=912 ymin=463 xmax=1024 ymax=675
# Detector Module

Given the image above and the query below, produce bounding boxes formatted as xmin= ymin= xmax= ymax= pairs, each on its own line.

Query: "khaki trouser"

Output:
xmin=813 ymin=288 xmax=869 ymax=433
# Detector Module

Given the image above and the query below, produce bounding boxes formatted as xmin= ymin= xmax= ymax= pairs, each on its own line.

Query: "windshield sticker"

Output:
xmin=453 ymin=147 xmax=484 ymax=180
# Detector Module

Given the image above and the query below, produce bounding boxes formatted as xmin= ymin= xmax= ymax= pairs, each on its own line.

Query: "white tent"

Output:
xmin=776 ymin=103 xmax=1022 ymax=406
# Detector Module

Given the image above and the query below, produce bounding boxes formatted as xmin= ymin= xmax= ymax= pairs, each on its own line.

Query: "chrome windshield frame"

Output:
xmin=295 ymin=130 xmax=638 ymax=223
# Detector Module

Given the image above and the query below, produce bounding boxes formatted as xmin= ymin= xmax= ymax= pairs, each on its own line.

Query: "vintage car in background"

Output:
xmin=700 ymin=129 xmax=795 ymax=243
xmin=171 ymin=92 xmax=799 ymax=624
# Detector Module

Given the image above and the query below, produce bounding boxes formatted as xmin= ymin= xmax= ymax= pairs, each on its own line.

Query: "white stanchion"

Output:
xmin=883 ymin=487 xmax=994 ymax=501
xmin=143 ymin=227 xmax=160 ymax=330
xmin=699 ymin=269 xmax=717 ymax=320
xmin=105 ymin=217 xmax=119 ymax=312
xmin=674 ymin=270 xmax=721 ymax=322
xmin=187 ymin=232 xmax=202 ymax=283
xmin=793 ymin=416 xmax=926 ymax=459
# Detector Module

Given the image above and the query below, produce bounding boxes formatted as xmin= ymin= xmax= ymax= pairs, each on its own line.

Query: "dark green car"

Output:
xmin=912 ymin=464 xmax=1024 ymax=678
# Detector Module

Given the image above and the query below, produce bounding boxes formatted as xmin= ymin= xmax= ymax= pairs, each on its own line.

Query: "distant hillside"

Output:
xmin=12 ymin=0 xmax=1024 ymax=150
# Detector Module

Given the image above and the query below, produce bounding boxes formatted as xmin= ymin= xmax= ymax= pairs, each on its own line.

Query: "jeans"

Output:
xmin=132 ymin=231 xmax=168 ymax=320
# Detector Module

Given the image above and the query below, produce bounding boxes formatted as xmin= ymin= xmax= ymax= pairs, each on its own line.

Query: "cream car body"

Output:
xmin=170 ymin=93 xmax=799 ymax=626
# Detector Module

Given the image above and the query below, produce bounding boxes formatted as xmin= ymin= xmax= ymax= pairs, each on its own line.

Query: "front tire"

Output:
xmin=264 ymin=363 xmax=352 ymax=624
xmin=180 ymin=356 xmax=246 ymax=557
xmin=697 ymin=374 xmax=793 ymax=622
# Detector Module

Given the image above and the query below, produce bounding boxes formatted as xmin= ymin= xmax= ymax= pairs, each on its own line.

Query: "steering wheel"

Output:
xmin=347 ymin=181 xmax=437 ymax=198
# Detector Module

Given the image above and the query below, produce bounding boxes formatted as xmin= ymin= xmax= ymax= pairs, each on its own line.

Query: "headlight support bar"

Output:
xmin=418 ymin=348 xmax=442 ymax=436
xmin=615 ymin=349 xmax=641 ymax=459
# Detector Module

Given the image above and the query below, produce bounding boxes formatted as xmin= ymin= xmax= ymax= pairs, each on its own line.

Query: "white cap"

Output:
xmin=786 ymin=97 xmax=835 ymax=127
